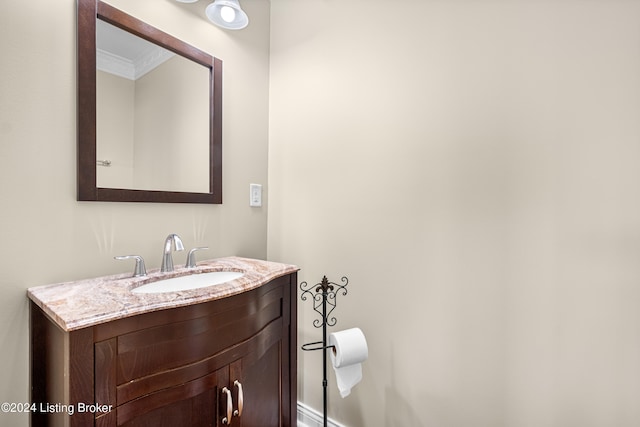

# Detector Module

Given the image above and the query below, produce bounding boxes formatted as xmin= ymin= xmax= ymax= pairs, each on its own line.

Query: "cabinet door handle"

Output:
xmin=233 ymin=380 xmax=244 ymax=417
xmin=222 ymin=387 xmax=233 ymax=425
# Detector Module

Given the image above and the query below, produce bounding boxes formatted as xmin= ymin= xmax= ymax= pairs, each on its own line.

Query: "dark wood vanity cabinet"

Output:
xmin=30 ymin=273 xmax=297 ymax=427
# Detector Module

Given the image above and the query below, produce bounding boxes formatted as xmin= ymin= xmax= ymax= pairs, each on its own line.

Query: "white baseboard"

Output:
xmin=297 ymin=401 xmax=344 ymax=427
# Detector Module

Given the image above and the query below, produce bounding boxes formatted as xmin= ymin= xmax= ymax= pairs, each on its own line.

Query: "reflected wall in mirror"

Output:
xmin=78 ymin=0 xmax=223 ymax=203
xmin=96 ymin=20 xmax=210 ymax=193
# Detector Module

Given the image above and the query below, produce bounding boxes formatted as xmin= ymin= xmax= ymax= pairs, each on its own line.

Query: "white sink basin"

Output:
xmin=132 ymin=271 xmax=244 ymax=294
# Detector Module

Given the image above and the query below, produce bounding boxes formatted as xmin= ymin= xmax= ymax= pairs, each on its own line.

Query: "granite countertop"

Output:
xmin=27 ymin=256 xmax=299 ymax=332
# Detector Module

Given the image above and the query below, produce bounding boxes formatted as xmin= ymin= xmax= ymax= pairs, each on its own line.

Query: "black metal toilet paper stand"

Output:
xmin=300 ymin=275 xmax=349 ymax=427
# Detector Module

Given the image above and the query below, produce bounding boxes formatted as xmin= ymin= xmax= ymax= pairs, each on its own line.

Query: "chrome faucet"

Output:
xmin=161 ymin=234 xmax=184 ymax=272
xmin=185 ymin=247 xmax=209 ymax=268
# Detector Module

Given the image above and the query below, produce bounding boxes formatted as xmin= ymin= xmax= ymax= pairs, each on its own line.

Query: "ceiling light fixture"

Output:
xmin=176 ymin=0 xmax=249 ymax=30
xmin=206 ymin=0 xmax=249 ymax=30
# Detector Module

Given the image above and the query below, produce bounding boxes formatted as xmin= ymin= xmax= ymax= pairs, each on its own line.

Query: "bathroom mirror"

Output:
xmin=77 ymin=0 xmax=222 ymax=203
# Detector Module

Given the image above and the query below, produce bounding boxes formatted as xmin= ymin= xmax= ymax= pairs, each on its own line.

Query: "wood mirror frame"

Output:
xmin=77 ymin=0 xmax=222 ymax=203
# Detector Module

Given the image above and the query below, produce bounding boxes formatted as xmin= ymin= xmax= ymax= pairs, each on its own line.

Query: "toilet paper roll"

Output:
xmin=329 ymin=328 xmax=368 ymax=398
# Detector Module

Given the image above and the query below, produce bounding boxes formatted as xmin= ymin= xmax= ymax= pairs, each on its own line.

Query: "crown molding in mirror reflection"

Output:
xmin=77 ymin=0 xmax=223 ymax=203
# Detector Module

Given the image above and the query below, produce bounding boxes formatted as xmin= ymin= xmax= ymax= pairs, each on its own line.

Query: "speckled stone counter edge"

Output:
xmin=27 ymin=256 xmax=299 ymax=332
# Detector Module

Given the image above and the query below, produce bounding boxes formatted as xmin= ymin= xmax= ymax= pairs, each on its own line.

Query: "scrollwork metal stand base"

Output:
xmin=300 ymin=275 xmax=349 ymax=427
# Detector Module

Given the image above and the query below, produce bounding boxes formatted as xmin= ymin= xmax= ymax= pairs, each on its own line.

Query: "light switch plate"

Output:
xmin=250 ymin=183 xmax=262 ymax=207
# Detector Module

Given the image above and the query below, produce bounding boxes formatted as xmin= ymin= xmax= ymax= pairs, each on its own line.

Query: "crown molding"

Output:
xmin=97 ymin=47 xmax=174 ymax=81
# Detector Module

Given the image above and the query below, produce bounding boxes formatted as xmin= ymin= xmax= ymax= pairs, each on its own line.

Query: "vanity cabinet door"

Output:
xmin=115 ymin=366 xmax=228 ymax=427
xmin=228 ymin=340 xmax=283 ymax=427
xmin=227 ymin=278 xmax=291 ymax=427
xmin=94 ymin=334 xmax=227 ymax=427
xmin=117 ymin=386 xmax=217 ymax=427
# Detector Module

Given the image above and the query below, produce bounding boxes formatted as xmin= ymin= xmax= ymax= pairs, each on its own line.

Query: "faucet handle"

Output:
xmin=185 ymin=247 xmax=209 ymax=268
xmin=114 ymin=255 xmax=147 ymax=277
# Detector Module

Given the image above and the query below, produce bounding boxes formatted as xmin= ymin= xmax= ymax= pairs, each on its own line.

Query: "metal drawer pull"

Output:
xmin=233 ymin=380 xmax=244 ymax=417
xmin=222 ymin=387 xmax=233 ymax=425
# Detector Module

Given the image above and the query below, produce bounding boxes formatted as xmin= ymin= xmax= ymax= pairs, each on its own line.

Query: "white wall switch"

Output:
xmin=250 ymin=183 xmax=262 ymax=207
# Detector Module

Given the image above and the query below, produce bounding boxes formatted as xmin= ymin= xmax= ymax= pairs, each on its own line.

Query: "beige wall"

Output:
xmin=133 ymin=55 xmax=210 ymax=192
xmin=268 ymin=1 xmax=640 ymax=426
xmin=97 ymin=70 xmax=135 ymax=188
xmin=0 ymin=0 xmax=270 ymax=424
